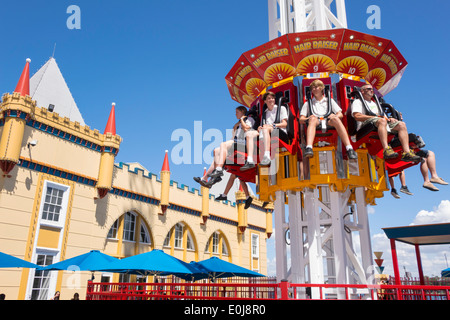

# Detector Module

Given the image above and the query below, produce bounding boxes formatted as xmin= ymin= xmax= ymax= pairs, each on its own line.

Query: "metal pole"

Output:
xmin=390 ymin=239 xmax=401 ymax=285
xmin=415 ymin=244 xmax=425 ymax=285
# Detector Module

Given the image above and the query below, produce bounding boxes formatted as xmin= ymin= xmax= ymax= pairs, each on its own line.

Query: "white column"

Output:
xmin=274 ymin=190 xmax=288 ymax=282
xmin=335 ymin=0 xmax=348 ymax=28
xmin=304 ymin=188 xmax=323 ymax=298
xmin=288 ymin=190 xmax=306 ymax=298
xmin=355 ymin=187 xmax=375 ymax=284
xmin=269 ymin=0 xmax=348 ymax=36
xmin=329 ymin=188 xmax=351 ymax=298
xmin=268 ymin=0 xmax=280 ymax=40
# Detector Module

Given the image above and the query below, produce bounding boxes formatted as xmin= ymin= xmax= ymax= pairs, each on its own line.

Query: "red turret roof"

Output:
xmin=104 ymin=103 xmax=116 ymax=135
xmin=161 ymin=150 xmax=170 ymax=171
xmin=14 ymin=58 xmax=31 ymax=96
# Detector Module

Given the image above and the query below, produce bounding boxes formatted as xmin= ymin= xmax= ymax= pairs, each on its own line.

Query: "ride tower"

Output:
xmin=224 ymin=0 xmax=414 ymax=299
xmin=269 ymin=0 xmax=371 ymax=297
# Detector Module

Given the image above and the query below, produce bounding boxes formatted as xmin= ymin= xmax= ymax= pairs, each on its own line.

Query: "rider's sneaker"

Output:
xmin=240 ymin=161 xmax=255 ymax=171
xmin=401 ymin=150 xmax=420 ymax=163
xmin=208 ymin=169 xmax=224 ymax=179
xmin=400 ymin=185 xmax=413 ymax=195
xmin=391 ymin=188 xmax=400 ymax=199
xmin=383 ymin=146 xmax=398 ymax=160
xmin=304 ymin=147 xmax=314 ymax=158
xmin=347 ymin=148 xmax=358 ymax=160
xmin=260 ymin=156 xmax=271 ymax=166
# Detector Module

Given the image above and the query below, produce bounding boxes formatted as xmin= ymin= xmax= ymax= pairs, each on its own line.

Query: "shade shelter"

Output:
xmin=98 ymin=249 xmax=203 ymax=279
xmin=40 ymin=250 xmax=118 ymax=272
xmin=0 ymin=251 xmax=38 ymax=269
xmin=190 ymin=256 xmax=265 ymax=281
xmin=382 ymin=223 xmax=450 ymax=285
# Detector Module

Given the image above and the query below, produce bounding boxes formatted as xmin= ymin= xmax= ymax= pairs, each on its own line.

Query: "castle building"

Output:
xmin=0 ymin=58 xmax=271 ymax=300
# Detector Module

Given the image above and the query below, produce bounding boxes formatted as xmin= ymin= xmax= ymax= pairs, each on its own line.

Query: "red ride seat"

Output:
xmin=346 ymin=92 xmax=421 ymax=175
xmin=223 ymin=93 xmax=299 ymax=182
xmin=265 ymin=94 xmax=298 ymax=155
xmin=302 ymin=85 xmax=339 ymax=147
xmin=223 ymin=105 xmax=260 ymax=183
xmin=384 ymin=132 xmax=424 ymax=178
xmin=346 ymin=90 xmax=395 ymax=156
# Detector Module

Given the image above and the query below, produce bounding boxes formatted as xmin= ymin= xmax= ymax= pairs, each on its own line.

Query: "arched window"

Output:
xmin=123 ymin=212 xmax=136 ymax=241
xmin=163 ymin=222 xmax=197 ymax=261
xmin=107 ymin=220 xmax=119 ymax=239
xmin=174 ymin=223 xmax=183 ymax=248
xmin=205 ymin=231 xmax=230 ymax=259
xmin=140 ymin=223 xmax=151 ymax=244
xmin=164 ymin=223 xmax=195 ymax=251
xmin=107 ymin=211 xmax=152 ymax=247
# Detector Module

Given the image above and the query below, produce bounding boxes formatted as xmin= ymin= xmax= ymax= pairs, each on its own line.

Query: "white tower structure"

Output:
xmin=267 ymin=0 xmax=377 ymax=299
xmin=269 ymin=0 xmax=347 ymax=39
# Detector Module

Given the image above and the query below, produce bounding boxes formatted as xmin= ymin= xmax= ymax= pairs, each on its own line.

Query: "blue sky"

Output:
xmin=1 ymin=0 xmax=449 ymax=278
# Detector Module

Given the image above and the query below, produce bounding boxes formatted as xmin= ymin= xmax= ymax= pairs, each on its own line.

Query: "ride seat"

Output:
xmin=346 ymin=90 xmax=396 ymax=155
xmin=381 ymin=106 xmax=423 ymax=177
xmin=303 ymin=85 xmax=339 ymax=146
xmin=384 ymin=134 xmax=421 ymax=177
xmin=223 ymin=105 xmax=260 ymax=183
xmin=263 ymin=93 xmax=297 ymax=154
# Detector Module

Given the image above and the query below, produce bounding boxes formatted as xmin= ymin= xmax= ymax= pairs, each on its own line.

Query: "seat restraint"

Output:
xmin=306 ymin=85 xmax=333 ymax=132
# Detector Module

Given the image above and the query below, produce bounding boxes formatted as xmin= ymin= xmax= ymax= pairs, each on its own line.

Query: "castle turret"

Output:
xmin=236 ymin=185 xmax=247 ymax=234
xmin=265 ymin=202 xmax=274 ymax=238
xmin=96 ymin=103 xmax=120 ymax=198
xmin=0 ymin=59 xmax=32 ymax=176
xmin=14 ymin=58 xmax=31 ymax=96
xmin=200 ymin=167 xmax=209 ymax=224
xmin=159 ymin=150 xmax=170 ymax=214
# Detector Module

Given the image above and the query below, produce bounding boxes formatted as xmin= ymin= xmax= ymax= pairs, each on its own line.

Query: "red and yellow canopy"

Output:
xmin=226 ymin=28 xmax=407 ymax=107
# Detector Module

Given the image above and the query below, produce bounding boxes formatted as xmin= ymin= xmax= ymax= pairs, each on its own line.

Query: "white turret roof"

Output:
xmin=30 ymin=57 xmax=85 ymax=125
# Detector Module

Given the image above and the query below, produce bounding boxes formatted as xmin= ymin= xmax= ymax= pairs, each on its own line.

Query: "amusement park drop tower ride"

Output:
xmin=224 ymin=0 xmax=413 ymax=299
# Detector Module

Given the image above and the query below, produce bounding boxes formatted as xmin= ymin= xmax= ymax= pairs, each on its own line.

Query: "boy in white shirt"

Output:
xmin=351 ymin=83 xmax=420 ymax=162
xmin=194 ymin=106 xmax=255 ymax=187
xmin=300 ymin=79 xmax=357 ymax=159
xmin=241 ymin=91 xmax=287 ymax=170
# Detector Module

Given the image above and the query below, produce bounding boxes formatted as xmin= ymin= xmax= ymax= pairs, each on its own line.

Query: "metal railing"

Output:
xmin=86 ymin=279 xmax=450 ymax=301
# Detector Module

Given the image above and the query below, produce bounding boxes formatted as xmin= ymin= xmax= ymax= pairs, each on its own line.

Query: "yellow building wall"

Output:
xmin=0 ymin=162 xmax=269 ymax=301
xmin=0 ymin=96 xmax=268 ymax=300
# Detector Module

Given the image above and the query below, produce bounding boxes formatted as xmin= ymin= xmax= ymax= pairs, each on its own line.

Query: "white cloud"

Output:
xmin=266 ymin=256 xmax=277 ymax=276
xmin=412 ymin=200 xmax=450 ymax=225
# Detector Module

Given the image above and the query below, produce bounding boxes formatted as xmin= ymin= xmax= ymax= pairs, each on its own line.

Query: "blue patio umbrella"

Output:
xmin=441 ymin=267 xmax=450 ymax=277
xmin=190 ymin=256 xmax=265 ymax=280
xmin=40 ymin=250 xmax=118 ymax=271
xmin=0 ymin=251 xmax=38 ymax=269
xmin=99 ymin=249 xmax=204 ymax=278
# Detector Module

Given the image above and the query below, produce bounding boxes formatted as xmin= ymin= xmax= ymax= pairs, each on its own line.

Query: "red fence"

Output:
xmin=86 ymin=279 xmax=450 ymax=301
xmin=390 ymin=276 xmax=450 ymax=286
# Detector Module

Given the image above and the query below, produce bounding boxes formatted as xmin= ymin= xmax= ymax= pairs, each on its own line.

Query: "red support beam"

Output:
xmin=415 ymin=244 xmax=425 ymax=286
xmin=279 ymin=280 xmax=290 ymax=300
xmin=390 ymin=239 xmax=401 ymax=285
